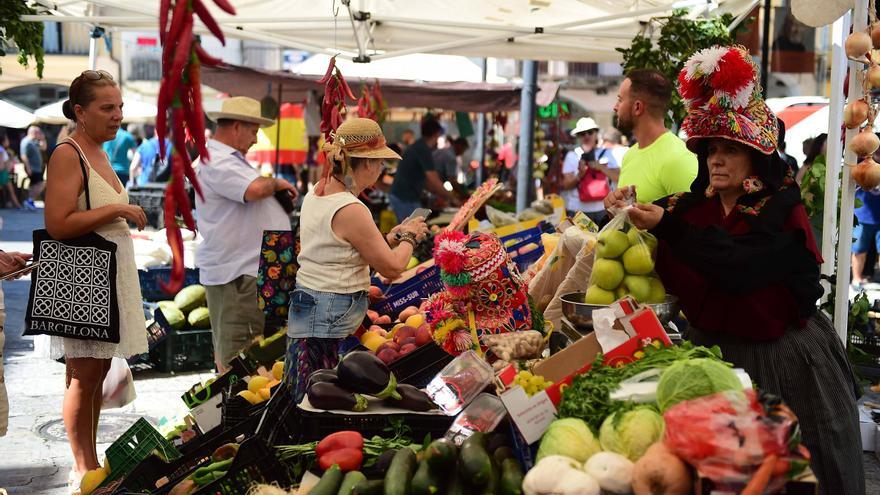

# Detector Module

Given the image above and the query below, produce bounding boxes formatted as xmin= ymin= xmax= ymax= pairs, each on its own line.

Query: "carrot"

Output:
xmin=741 ymin=454 xmax=779 ymax=495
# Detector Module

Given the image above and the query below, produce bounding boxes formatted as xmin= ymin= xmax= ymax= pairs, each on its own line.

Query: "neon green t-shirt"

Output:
xmin=618 ymin=132 xmax=698 ymax=203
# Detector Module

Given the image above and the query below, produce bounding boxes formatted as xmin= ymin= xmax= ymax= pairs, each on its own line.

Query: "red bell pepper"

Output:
xmin=316 ymin=431 xmax=364 ymax=457
xmin=317 ymin=448 xmax=363 ymax=473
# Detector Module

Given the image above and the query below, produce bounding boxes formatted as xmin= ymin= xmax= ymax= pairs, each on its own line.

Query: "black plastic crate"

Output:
xmin=222 ymin=385 xmax=267 ymax=431
xmin=149 ymin=327 xmax=214 ymax=373
xmin=388 ymin=342 xmax=453 ymax=388
xmin=129 ymin=186 xmax=166 ymax=229
xmin=139 ymin=267 xmax=201 ymax=302
xmin=192 ymin=436 xmax=296 ymax=494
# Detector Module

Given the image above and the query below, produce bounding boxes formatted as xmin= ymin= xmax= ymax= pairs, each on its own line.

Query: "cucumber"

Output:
xmin=411 ymin=460 xmax=443 ymax=495
xmin=493 ymin=446 xmax=515 ymax=464
xmin=338 ymin=471 xmax=367 ymax=495
xmin=477 ymin=459 xmax=498 ymax=495
xmin=459 ymin=441 xmax=492 ymax=486
xmin=383 ymin=447 xmax=417 ymax=495
xmin=424 ymin=438 xmax=457 ymax=471
xmin=351 ymin=479 xmax=384 ymax=495
xmin=499 ymin=458 xmax=524 ymax=495
xmin=311 ymin=465 xmax=344 ymax=495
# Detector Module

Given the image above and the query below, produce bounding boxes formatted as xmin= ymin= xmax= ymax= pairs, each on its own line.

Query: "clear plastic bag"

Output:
xmin=102 ymin=357 xmax=137 ymax=410
xmin=585 ymin=201 xmax=664 ymax=305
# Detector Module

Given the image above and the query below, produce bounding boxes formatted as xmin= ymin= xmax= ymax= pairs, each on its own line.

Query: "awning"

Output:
xmin=0 ymin=100 xmax=37 ymax=128
xmin=34 ymin=97 xmax=158 ymax=124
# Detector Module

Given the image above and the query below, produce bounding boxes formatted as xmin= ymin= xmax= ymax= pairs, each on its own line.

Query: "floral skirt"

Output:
xmin=282 ymin=335 xmax=360 ymax=404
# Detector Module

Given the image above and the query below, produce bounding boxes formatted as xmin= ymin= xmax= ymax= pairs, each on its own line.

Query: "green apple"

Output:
xmin=593 ymin=258 xmax=625 ymax=290
xmin=406 ymin=256 xmax=420 ymax=270
xmin=622 ymin=244 xmax=654 ymax=275
xmin=597 ymin=230 xmax=629 ymax=259
xmin=647 ymin=277 xmax=666 ymax=304
xmin=622 ymin=275 xmax=652 ymax=303
xmin=585 ymin=285 xmax=616 ymax=305
xmin=627 ymin=227 xmax=658 ymax=253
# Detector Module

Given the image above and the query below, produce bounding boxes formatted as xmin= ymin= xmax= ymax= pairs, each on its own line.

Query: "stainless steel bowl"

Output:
xmin=560 ymin=292 xmax=680 ymax=332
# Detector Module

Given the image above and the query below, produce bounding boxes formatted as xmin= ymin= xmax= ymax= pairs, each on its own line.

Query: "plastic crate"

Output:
xmin=221 ymin=386 xmax=267 ymax=431
xmin=294 ymin=408 xmax=453 ymax=443
xmin=388 ymin=342 xmax=453 ymax=388
xmin=371 ymin=266 xmax=443 ymax=320
xmin=139 ymin=267 xmax=201 ymax=301
xmin=192 ymin=436 xmax=295 ymax=495
xmin=100 ymin=418 xmax=181 ymax=487
xmin=149 ymin=327 xmax=215 ymax=373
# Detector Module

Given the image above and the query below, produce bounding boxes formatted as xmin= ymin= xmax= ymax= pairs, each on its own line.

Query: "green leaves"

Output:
xmin=0 ymin=1 xmax=46 ymax=78
xmin=617 ymin=9 xmax=743 ymax=127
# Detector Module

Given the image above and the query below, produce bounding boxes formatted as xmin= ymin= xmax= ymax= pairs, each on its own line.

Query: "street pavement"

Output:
xmin=0 ymin=208 xmax=213 ymax=494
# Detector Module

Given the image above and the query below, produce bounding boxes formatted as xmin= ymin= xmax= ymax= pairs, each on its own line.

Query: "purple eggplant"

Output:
xmin=336 ymin=351 xmax=401 ymax=400
xmin=384 ymin=384 xmax=437 ymax=411
xmin=306 ymin=369 xmax=339 ymax=388
xmin=307 ymin=381 xmax=368 ymax=412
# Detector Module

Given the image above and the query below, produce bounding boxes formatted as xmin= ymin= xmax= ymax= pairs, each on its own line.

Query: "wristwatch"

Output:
xmin=398 ymin=231 xmax=418 ymax=247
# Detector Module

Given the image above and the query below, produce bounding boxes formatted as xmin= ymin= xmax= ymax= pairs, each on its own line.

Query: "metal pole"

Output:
xmin=822 ymin=12 xmax=850 ymax=312
xmin=88 ymin=27 xmax=104 ymax=70
xmin=275 ymin=83 xmax=282 ymax=178
xmin=517 ymin=60 xmax=538 ymax=213
xmin=834 ymin=2 xmax=869 ymax=344
xmin=475 ymin=58 xmax=488 ymax=186
xmin=759 ymin=0 xmax=771 ymax=97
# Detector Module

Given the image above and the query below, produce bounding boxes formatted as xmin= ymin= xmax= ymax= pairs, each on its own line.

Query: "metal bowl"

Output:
xmin=560 ymin=292 xmax=680 ymax=332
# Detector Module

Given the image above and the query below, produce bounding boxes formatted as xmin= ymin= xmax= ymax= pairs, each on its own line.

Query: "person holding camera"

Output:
xmin=560 ymin=117 xmax=620 ymax=223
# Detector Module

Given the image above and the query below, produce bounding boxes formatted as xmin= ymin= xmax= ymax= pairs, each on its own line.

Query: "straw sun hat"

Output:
xmin=330 ymin=118 xmax=401 ymax=160
xmin=207 ymin=96 xmax=275 ymax=127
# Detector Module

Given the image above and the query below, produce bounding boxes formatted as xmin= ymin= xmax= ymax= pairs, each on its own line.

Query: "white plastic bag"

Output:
xmin=102 ymin=357 xmax=137 ymax=410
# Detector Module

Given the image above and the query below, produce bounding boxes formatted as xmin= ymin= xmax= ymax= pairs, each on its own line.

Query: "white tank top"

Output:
xmin=296 ymin=190 xmax=371 ymax=293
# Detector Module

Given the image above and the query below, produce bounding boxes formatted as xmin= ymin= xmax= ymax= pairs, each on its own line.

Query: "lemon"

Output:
xmin=272 ymin=361 xmax=284 ymax=381
xmin=247 ymin=376 xmax=270 ymax=394
xmin=258 ymin=387 xmax=271 ymax=401
xmin=405 ymin=313 xmax=424 ymax=328
xmin=237 ymin=390 xmax=260 ymax=405
xmin=80 ymin=468 xmax=108 ymax=495
xmin=363 ymin=335 xmax=386 ymax=352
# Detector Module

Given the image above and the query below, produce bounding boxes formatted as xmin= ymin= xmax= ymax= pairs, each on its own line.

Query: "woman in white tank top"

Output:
xmin=284 ymin=118 xmax=428 ymax=402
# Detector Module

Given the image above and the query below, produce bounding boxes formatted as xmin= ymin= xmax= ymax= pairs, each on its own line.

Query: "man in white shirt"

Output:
xmin=560 ymin=117 xmax=620 ymax=222
xmin=196 ymin=97 xmax=297 ymax=370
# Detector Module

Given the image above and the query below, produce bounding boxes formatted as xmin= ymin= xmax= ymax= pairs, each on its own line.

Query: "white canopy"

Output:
xmin=0 ymin=100 xmax=37 ymax=129
xmin=28 ymin=0 xmax=758 ymax=63
xmin=34 ymin=97 xmax=158 ymax=124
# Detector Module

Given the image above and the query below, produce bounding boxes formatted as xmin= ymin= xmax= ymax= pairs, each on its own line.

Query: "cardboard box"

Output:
xmin=694 ymin=471 xmax=819 ymax=495
xmin=499 ymin=299 xmax=671 ymax=444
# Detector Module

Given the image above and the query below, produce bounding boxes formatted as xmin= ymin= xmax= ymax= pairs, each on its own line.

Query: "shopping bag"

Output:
xmin=256 ymin=229 xmax=299 ymax=321
xmin=101 ymin=357 xmax=136 ymax=410
xmin=585 ymin=200 xmax=664 ymax=305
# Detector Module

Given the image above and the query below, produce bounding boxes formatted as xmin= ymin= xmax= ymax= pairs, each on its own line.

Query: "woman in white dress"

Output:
xmin=43 ymin=70 xmax=149 ymax=488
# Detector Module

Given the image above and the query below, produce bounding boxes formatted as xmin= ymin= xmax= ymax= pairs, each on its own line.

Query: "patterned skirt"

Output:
xmin=687 ymin=312 xmax=864 ymax=495
xmin=282 ymin=335 xmax=361 ymax=404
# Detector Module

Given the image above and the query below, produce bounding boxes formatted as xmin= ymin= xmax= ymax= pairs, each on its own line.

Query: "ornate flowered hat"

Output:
xmin=678 ymin=45 xmax=778 ymax=155
xmin=426 ymin=230 xmax=532 ymax=355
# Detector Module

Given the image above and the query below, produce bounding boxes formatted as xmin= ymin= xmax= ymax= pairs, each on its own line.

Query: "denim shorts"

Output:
xmin=286 ymin=284 xmax=368 ymax=339
xmin=852 ymin=222 xmax=880 ymax=254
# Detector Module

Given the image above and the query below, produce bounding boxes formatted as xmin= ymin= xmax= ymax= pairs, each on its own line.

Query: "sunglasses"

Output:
xmin=79 ymin=70 xmax=114 ymax=81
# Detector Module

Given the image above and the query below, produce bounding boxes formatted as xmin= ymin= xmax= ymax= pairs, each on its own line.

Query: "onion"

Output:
xmin=873 ymin=23 xmax=880 ymax=49
xmin=869 ymin=66 xmax=880 ymax=88
xmin=845 ymin=99 xmax=870 ymax=129
xmin=853 ymin=158 xmax=880 ymax=189
xmin=849 ymin=129 xmax=880 ymax=156
xmin=846 ymin=31 xmax=872 ymax=58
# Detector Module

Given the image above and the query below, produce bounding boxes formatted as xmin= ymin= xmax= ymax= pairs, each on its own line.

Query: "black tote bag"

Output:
xmin=24 ymin=141 xmax=120 ymax=343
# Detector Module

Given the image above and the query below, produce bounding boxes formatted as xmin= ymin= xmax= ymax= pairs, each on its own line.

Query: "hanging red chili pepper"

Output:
xmin=315 ymin=56 xmax=357 ymax=195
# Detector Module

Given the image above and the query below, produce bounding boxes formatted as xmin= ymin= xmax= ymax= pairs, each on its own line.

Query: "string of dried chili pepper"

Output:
xmin=192 ymin=0 xmax=226 ymax=45
xmin=186 ymin=54 xmax=210 ymax=162
xmin=164 ymin=0 xmax=190 ymax=69
xmin=159 ymin=0 xmax=172 ymax=44
xmin=159 ymin=186 xmax=185 ymax=294
xmin=194 ymin=43 xmax=222 ymax=66
xmin=211 ymin=0 xmax=236 ymax=15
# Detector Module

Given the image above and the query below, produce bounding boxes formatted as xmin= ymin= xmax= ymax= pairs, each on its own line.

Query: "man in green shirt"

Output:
xmin=610 ymin=69 xmax=697 ymax=204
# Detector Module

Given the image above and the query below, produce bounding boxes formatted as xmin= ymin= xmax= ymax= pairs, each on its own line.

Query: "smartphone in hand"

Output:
xmin=0 ymin=260 xmax=39 ymax=281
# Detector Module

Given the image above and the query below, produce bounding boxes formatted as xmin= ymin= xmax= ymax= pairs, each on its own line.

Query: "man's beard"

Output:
xmin=614 ymin=113 xmax=633 ymax=134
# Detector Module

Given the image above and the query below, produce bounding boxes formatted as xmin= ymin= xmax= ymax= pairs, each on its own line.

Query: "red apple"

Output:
xmin=400 ymin=337 xmax=416 ymax=347
xmin=400 ymin=343 xmax=418 ymax=355
xmin=377 ymin=341 xmax=400 ymax=354
xmin=394 ymin=326 xmax=416 ymax=342
xmin=377 ymin=348 xmax=400 ymax=364
xmin=414 ymin=326 xmax=432 ymax=346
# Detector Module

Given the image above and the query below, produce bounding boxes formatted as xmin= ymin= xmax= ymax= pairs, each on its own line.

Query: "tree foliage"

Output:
xmin=0 ymin=1 xmax=46 ymax=79
xmin=616 ymin=9 xmax=744 ymax=126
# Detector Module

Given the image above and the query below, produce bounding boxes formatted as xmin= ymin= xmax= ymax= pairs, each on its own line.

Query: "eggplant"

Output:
xmin=306 ymin=368 xmax=339 ymax=388
xmin=384 ymin=384 xmax=437 ymax=412
xmin=336 ymin=351 xmax=401 ymax=400
xmin=307 ymin=381 xmax=368 ymax=412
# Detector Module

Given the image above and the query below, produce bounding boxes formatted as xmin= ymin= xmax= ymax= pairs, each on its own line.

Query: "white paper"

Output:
xmin=592 ymin=307 xmax=630 ymax=352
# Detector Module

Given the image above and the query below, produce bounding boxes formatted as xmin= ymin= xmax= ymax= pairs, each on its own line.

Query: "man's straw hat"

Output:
xmin=207 ymin=96 xmax=275 ymax=127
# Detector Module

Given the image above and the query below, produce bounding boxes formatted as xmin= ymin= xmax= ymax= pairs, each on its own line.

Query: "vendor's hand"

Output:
xmin=274 ymin=178 xmax=299 ymax=199
xmin=604 ymin=185 xmax=635 ymax=211
xmin=0 ymin=251 xmax=31 ymax=279
xmin=628 ymin=203 xmax=664 ymax=230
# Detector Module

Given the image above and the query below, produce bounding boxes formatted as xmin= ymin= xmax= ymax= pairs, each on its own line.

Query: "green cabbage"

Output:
xmin=656 ymin=358 xmax=742 ymax=412
xmin=598 ymin=407 xmax=665 ymax=461
xmin=536 ymin=418 xmax=601 ymax=463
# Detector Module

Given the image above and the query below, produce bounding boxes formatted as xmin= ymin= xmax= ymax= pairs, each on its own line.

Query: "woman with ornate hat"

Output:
xmin=608 ymin=46 xmax=863 ymax=493
xmin=283 ymin=118 xmax=429 ymax=402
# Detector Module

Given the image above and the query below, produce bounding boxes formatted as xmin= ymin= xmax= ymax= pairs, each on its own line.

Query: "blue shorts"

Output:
xmin=286 ymin=284 xmax=368 ymax=339
xmin=852 ymin=223 xmax=880 ymax=254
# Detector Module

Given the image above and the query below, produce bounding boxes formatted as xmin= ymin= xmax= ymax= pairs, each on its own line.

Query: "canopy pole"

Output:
xmin=517 ymin=60 xmax=538 ymax=213
xmin=759 ymin=0 xmax=771 ymax=96
xmin=88 ymin=27 xmax=104 ymax=70
xmin=822 ymin=12 xmax=850 ymax=312
xmin=834 ymin=2 xmax=869 ymax=344
xmin=475 ymin=58 xmax=488 ymax=187
xmin=275 ymin=83 xmax=283 ymax=178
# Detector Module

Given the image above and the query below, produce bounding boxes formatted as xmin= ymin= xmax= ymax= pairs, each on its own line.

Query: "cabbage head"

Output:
xmin=536 ymin=417 xmax=601 ymax=463
xmin=656 ymin=358 xmax=742 ymax=412
xmin=598 ymin=407 xmax=665 ymax=461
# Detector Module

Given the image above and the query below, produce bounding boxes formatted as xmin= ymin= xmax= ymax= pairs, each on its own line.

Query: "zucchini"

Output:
xmin=424 ymin=438 xmax=457 ymax=471
xmin=499 ymin=458 xmax=524 ymax=495
xmin=311 ymin=465 xmax=344 ymax=495
xmin=459 ymin=441 xmax=492 ymax=486
xmin=383 ymin=447 xmax=417 ymax=495
xmin=411 ymin=460 xmax=443 ymax=495
xmin=351 ymin=479 xmax=384 ymax=495
xmin=461 ymin=432 xmax=487 ymax=450
xmin=338 ymin=470 xmax=367 ymax=495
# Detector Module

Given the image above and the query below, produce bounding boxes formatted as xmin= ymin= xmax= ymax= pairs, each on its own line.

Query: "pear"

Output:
xmin=622 ymin=275 xmax=652 ymax=303
xmin=615 ymin=286 xmax=629 ymax=300
xmin=597 ymin=230 xmax=629 ymax=259
xmin=585 ymin=285 xmax=616 ymax=305
xmin=593 ymin=258 xmax=625 ymax=290
xmin=622 ymin=244 xmax=654 ymax=275
xmin=647 ymin=277 xmax=666 ymax=304
xmin=627 ymin=227 xmax=658 ymax=253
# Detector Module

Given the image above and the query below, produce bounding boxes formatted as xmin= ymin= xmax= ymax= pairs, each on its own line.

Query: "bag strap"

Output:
xmin=56 ymin=141 xmax=91 ymax=211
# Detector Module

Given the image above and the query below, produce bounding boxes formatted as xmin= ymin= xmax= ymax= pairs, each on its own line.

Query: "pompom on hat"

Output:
xmin=678 ymin=45 xmax=778 ymax=155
